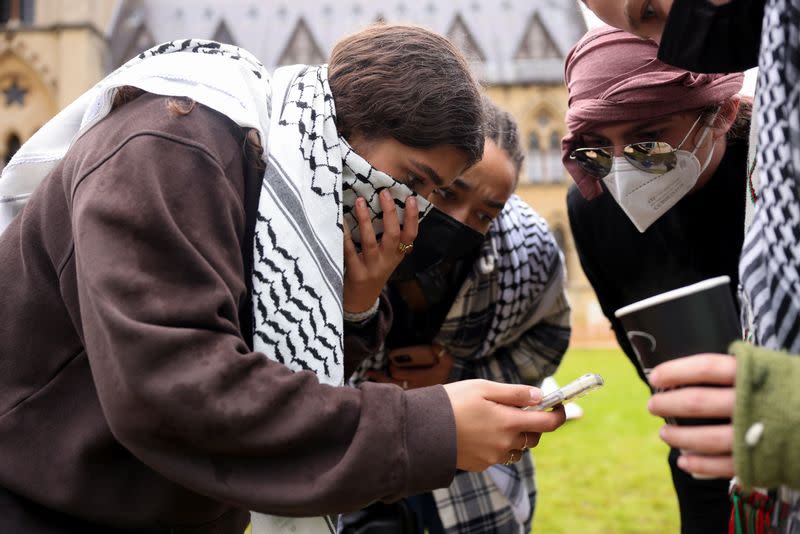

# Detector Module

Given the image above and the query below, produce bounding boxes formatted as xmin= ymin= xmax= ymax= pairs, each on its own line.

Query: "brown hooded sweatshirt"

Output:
xmin=0 ymin=93 xmax=455 ymax=533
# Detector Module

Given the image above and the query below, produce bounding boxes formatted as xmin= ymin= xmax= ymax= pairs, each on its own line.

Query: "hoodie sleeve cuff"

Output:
xmin=402 ymin=385 xmax=457 ymax=496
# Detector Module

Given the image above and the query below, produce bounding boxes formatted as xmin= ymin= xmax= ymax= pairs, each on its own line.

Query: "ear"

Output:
xmin=712 ymin=95 xmax=741 ymax=142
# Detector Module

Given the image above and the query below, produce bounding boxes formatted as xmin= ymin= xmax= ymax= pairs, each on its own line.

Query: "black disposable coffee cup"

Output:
xmin=614 ymin=275 xmax=741 ymax=427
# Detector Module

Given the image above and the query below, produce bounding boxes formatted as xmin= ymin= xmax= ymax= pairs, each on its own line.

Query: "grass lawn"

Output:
xmin=532 ymin=347 xmax=680 ymax=533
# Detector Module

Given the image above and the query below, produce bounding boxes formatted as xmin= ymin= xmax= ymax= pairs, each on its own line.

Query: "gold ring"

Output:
xmin=522 ymin=433 xmax=529 ymax=451
xmin=504 ymin=450 xmax=518 ymax=465
xmin=398 ymin=242 xmax=414 ymax=255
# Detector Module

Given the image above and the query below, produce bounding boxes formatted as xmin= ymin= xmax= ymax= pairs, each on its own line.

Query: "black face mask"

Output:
xmin=657 ymin=0 xmax=763 ymax=74
xmin=391 ymin=207 xmax=485 ymax=305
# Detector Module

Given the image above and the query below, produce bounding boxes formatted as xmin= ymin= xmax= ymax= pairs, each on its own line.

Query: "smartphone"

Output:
xmin=525 ymin=373 xmax=604 ymax=412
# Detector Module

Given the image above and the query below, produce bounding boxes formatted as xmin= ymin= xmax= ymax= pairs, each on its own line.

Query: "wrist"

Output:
xmin=344 ymin=297 xmax=380 ymax=324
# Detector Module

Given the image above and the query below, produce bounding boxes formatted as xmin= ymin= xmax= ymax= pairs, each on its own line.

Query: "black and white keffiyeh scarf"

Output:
xmin=254 ymin=63 xmax=432 ymax=391
xmin=0 ymin=39 xmax=433 ymax=534
xmin=740 ymin=0 xmax=800 ymax=355
xmin=739 ymin=0 xmax=800 ymax=529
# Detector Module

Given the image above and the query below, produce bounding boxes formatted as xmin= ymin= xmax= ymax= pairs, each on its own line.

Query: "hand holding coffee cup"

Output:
xmin=647 ymin=354 xmax=736 ymax=480
xmin=614 ymin=276 xmax=741 ymax=479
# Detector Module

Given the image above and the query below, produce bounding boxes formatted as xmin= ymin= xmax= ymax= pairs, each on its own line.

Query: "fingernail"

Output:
xmin=530 ymin=388 xmax=542 ymax=403
xmin=677 ymin=456 xmax=688 ymax=471
xmin=407 ymin=196 xmax=416 ymax=208
xmin=659 ymin=426 xmax=667 ymax=439
xmin=357 ymin=198 xmax=366 ymax=208
xmin=647 ymin=398 xmax=655 ymax=412
xmin=380 ymin=190 xmax=390 ymax=200
xmin=648 ymin=369 xmax=659 ymax=385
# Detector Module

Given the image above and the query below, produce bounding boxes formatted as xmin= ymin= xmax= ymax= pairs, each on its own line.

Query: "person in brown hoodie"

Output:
xmin=0 ymin=25 xmax=565 ymax=533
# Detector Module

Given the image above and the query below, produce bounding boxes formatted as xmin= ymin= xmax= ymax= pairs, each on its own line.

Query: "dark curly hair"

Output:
xmin=482 ymin=96 xmax=524 ymax=180
xmin=329 ymin=24 xmax=485 ymax=167
xmin=700 ymin=95 xmax=753 ymax=142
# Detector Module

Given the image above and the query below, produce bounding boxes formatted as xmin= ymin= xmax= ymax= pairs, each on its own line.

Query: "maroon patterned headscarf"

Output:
xmin=563 ymin=26 xmax=744 ymax=200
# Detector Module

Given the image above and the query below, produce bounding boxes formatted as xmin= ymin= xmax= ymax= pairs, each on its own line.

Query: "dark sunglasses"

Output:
xmin=569 ymin=141 xmax=678 ymax=179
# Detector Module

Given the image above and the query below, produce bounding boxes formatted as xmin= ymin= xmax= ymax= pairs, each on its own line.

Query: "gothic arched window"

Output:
xmin=546 ymin=131 xmax=564 ymax=181
xmin=526 ymin=133 xmax=543 ymax=183
xmin=20 ymin=0 xmax=32 ymax=23
xmin=1 ymin=0 xmax=33 ymax=25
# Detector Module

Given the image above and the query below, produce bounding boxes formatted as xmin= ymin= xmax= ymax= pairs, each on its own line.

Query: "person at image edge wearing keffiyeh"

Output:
xmin=342 ymin=98 xmax=571 ymax=534
xmin=0 ymin=26 xmax=567 ymax=534
xmin=581 ymin=0 xmax=800 ymax=532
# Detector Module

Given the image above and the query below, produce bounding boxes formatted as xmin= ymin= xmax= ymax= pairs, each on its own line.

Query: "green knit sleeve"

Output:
xmin=732 ymin=341 xmax=800 ymax=489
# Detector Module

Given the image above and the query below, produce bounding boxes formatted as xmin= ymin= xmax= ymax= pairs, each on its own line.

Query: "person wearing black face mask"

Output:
xmin=657 ymin=0 xmax=763 ymax=74
xmin=388 ymin=207 xmax=486 ymax=307
xmin=582 ymin=1 xmax=800 ymax=532
xmin=583 ymin=0 xmax=763 ymax=73
xmin=341 ymin=100 xmax=571 ymax=534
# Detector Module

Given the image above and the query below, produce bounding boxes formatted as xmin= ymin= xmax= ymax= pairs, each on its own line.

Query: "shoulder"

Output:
xmin=72 ymin=92 xmax=245 ymax=174
xmin=498 ymin=195 xmax=553 ymax=243
xmin=63 ymin=93 xmax=250 ymax=216
xmin=566 ymin=182 xmax=626 ymax=238
xmin=501 ymin=195 xmax=550 ymax=232
xmin=492 ymin=195 xmax=560 ymax=268
xmin=567 ymin=182 xmax=606 ymax=219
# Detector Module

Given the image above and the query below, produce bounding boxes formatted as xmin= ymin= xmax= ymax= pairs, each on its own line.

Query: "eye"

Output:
xmin=406 ymin=173 xmax=423 ymax=188
xmin=642 ymin=1 xmax=657 ymax=20
xmin=580 ymin=136 xmax=610 ymax=148
xmin=403 ymin=172 xmax=427 ymax=192
xmin=434 ymin=188 xmax=456 ymax=200
xmin=476 ymin=212 xmax=494 ymax=223
xmin=636 ymin=131 xmax=662 ymax=141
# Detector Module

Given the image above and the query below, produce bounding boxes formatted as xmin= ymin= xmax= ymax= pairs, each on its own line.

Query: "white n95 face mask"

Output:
xmin=602 ymin=113 xmax=718 ymax=233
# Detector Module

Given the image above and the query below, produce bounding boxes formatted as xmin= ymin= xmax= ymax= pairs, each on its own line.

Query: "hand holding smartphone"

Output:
xmin=525 ymin=373 xmax=604 ymax=412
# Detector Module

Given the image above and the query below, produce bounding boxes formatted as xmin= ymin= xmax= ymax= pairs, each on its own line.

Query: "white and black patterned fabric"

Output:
xmin=253 ymin=65 xmax=432 ymax=390
xmin=350 ymin=195 xmax=571 ymax=533
xmin=0 ymin=40 xmax=433 ymax=534
xmin=740 ymin=0 xmax=800 ymax=354
xmin=739 ymin=0 xmax=800 ymax=530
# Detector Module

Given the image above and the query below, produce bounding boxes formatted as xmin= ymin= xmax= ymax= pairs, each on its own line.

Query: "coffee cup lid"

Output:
xmin=614 ymin=275 xmax=731 ymax=319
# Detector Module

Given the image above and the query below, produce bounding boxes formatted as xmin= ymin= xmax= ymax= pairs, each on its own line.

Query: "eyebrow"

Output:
xmin=452 ymin=178 xmax=472 ymax=191
xmin=623 ymin=118 xmax=673 ymax=137
xmin=410 ymin=159 xmax=444 ymax=186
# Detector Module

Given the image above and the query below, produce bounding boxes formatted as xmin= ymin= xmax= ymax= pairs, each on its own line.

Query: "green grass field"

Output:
xmin=532 ymin=348 xmax=680 ymax=533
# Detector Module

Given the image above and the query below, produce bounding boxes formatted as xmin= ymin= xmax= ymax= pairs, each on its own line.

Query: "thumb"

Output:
xmin=481 ymin=381 xmax=542 ymax=407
